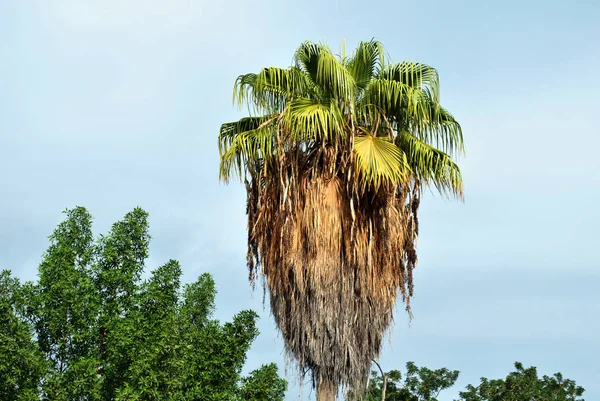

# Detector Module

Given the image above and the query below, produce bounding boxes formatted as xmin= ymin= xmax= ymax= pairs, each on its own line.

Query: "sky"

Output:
xmin=1 ymin=0 xmax=599 ymax=399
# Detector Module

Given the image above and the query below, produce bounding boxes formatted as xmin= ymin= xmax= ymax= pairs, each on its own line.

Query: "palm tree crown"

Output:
xmin=218 ymin=39 xmax=464 ymax=400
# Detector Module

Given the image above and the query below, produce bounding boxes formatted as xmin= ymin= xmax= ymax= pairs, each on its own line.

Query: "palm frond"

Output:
xmin=353 ymin=134 xmax=409 ymax=190
xmin=233 ymin=73 xmax=259 ymax=112
xmin=219 ymin=116 xmax=269 ymax=148
xmin=397 ymin=131 xmax=463 ymax=198
xmin=410 ymin=102 xmax=464 ymax=156
xmin=233 ymin=68 xmax=307 ymax=114
xmin=347 ymin=39 xmax=386 ymax=90
xmin=219 ymin=116 xmax=277 ymax=182
xmin=294 ymin=41 xmax=322 ymax=82
xmin=284 ymin=98 xmax=345 ymax=143
xmin=379 ymin=62 xmax=440 ymax=102
xmin=294 ymin=41 xmax=356 ymax=102
xmin=364 ymin=79 xmax=429 ymax=122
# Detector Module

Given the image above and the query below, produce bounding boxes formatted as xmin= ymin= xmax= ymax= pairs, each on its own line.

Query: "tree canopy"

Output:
xmin=347 ymin=361 xmax=459 ymax=401
xmin=459 ymin=362 xmax=585 ymax=401
xmin=0 ymin=206 xmax=286 ymax=401
xmin=348 ymin=361 xmax=585 ymax=401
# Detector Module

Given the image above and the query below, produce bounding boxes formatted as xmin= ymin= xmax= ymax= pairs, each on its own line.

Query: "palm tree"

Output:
xmin=218 ymin=39 xmax=464 ymax=401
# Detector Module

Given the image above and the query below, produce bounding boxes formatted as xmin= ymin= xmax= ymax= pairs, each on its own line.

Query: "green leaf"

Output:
xmin=7 ymin=206 xmax=287 ymax=400
xmin=284 ymin=98 xmax=345 ymax=143
xmin=364 ymin=78 xmax=429 ymax=122
xmin=379 ymin=61 xmax=440 ymax=102
xmin=294 ymin=41 xmax=356 ymax=101
xmin=397 ymin=131 xmax=463 ymax=198
xmin=219 ymin=116 xmax=278 ymax=182
xmin=347 ymin=39 xmax=386 ymax=90
xmin=234 ymin=67 xmax=314 ymax=114
xmin=354 ymin=134 xmax=409 ymax=190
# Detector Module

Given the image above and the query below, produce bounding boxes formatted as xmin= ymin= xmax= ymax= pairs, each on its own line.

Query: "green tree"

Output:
xmin=237 ymin=363 xmax=288 ymax=401
xmin=3 ymin=206 xmax=286 ymax=401
xmin=218 ymin=39 xmax=464 ymax=399
xmin=458 ymin=362 xmax=585 ymax=401
xmin=0 ymin=271 xmax=45 ymax=401
xmin=29 ymin=206 xmax=100 ymax=400
xmin=348 ymin=361 xmax=459 ymax=401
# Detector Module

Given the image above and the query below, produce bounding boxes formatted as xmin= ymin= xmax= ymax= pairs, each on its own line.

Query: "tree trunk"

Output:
xmin=317 ymin=378 xmax=336 ymax=401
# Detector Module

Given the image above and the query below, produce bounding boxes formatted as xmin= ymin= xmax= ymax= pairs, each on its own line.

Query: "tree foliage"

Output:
xmin=458 ymin=362 xmax=585 ymax=401
xmin=220 ymin=39 xmax=464 ymax=195
xmin=237 ymin=363 xmax=288 ymax=401
xmin=0 ymin=271 xmax=45 ymax=401
xmin=347 ymin=361 xmax=459 ymax=401
xmin=348 ymin=361 xmax=585 ymax=401
xmin=1 ymin=206 xmax=286 ymax=401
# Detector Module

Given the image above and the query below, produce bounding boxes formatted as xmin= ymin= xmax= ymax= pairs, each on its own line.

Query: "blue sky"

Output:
xmin=1 ymin=1 xmax=599 ymax=399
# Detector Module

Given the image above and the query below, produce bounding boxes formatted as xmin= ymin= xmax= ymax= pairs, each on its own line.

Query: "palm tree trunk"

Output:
xmin=317 ymin=378 xmax=336 ymax=401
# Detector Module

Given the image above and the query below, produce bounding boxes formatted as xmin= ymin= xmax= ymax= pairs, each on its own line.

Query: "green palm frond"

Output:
xmin=364 ymin=79 xmax=429 ymax=122
xmin=284 ymin=98 xmax=345 ymax=143
xmin=397 ymin=131 xmax=463 ymax=198
xmin=219 ymin=117 xmax=277 ymax=182
xmin=354 ymin=134 xmax=409 ymax=190
xmin=233 ymin=73 xmax=259 ymax=112
xmin=234 ymin=67 xmax=317 ymax=114
xmin=410 ymin=102 xmax=464 ymax=157
xmin=379 ymin=62 xmax=440 ymax=102
xmin=218 ymin=116 xmax=275 ymax=152
xmin=294 ymin=41 xmax=356 ymax=102
xmin=347 ymin=39 xmax=385 ymax=90
xmin=255 ymin=67 xmax=312 ymax=95
xmin=293 ymin=41 xmax=321 ymax=81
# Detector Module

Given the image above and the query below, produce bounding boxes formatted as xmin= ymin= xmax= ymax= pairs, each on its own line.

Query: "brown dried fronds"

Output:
xmin=245 ymin=138 xmax=420 ymax=393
